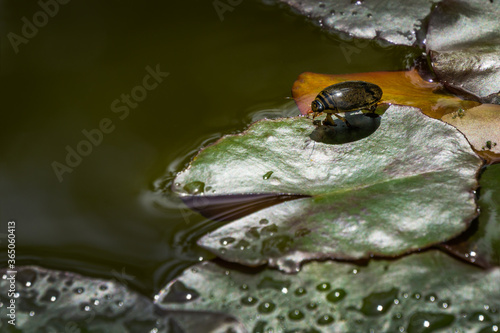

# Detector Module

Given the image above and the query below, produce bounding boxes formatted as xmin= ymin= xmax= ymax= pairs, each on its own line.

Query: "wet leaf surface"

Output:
xmin=0 ymin=266 xmax=245 ymax=332
xmin=292 ymin=69 xmax=479 ymax=119
xmin=156 ymin=251 xmax=500 ymax=332
xmin=426 ymin=0 xmax=500 ymax=104
xmin=442 ymin=104 xmax=500 ymax=164
xmin=274 ymin=0 xmax=439 ymax=46
xmin=173 ymin=105 xmax=483 ymax=272
xmin=440 ymin=164 xmax=500 ymax=269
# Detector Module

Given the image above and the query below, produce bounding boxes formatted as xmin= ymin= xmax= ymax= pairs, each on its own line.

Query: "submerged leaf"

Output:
xmin=275 ymin=0 xmax=439 ymax=46
xmin=442 ymin=104 xmax=500 ymax=164
xmin=173 ymin=105 xmax=483 ymax=272
xmin=427 ymin=0 xmax=500 ymax=104
xmin=292 ymin=69 xmax=479 ymax=119
xmin=156 ymin=251 xmax=500 ymax=332
xmin=0 ymin=266 xmax=245 ymax=332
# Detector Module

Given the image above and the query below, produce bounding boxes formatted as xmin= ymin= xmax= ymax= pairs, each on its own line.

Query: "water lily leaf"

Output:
xmin=426 ymin=0 xmax=500 ymax=104
xmin=156 ymin=251 xmax=500 ymax=332
xmin=442 ymin=104 xmax=500 ymax=164
xmin=173 ymin=105 xmax=483 ymax=272
xmin=274 ymin=0 xmax=439 ymax=46
xmin=292 ymin=69 xmax=479 ymax=119
xmin=0 ymin=266 xmax=245 ymax=332
xmin=440 ymin=164 xmax=500 ymax=269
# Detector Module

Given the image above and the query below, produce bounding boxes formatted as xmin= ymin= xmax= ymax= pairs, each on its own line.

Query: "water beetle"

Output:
xmin=310 ymin=81 xmax=383 ymax=126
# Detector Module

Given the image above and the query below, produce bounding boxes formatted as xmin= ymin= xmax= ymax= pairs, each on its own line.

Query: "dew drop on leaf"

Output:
xmin=220 ymin=237 xmax=236 ymax=246
xmin=317 ymin=314 xmax=334 ymax=325
xmin=326 ymin=288 xmax=347 ymax=303
xmin=183 ymin=181 xmax=205 ymax=194
xmin=316 ymin=282 xmax=331 ymax=292
xmin=360 ymin=288 xmax=399 ymax=316
xmin=257 ymin=301 xmax=276 ymax=314
xmin=262 ymin=171 xmax=273 ymax=180
xmin=240 ymin=295 xmax=258 ymax=306
xmin=288 ymin=309 xmax=305 ymax=320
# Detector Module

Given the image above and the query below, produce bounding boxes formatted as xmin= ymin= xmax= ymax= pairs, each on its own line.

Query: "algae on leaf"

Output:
xmin=173 ymin=105 xmax=483 ymax=272
xmin=156 ymin=251 xmax=500 ymax=332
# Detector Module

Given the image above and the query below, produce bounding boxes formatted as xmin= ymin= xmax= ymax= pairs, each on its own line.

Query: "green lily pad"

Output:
xmin=273 ymin=0 xmax=439 ymax=46
xmin=173 ymin=105 xmax=483 ymax=272
xmin=427 ymin=0 xmax=500 ymax=104
xmin=0 ymin=266 xmax=245 ymax=332
xmin=156 ymin=251 xmax=500 ymax=332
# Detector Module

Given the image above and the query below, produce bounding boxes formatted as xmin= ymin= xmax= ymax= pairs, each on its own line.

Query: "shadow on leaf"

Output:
xmin=309 ymin=112 xmax=381 ymax=144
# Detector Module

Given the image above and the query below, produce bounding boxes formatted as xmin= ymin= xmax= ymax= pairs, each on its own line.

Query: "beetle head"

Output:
xmin=311 ymin=99 xmax=324 ymax=112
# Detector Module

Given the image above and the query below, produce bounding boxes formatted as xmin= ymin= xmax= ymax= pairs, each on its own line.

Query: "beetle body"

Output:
xmin=310 ymin=81 xmax=383 ymax=126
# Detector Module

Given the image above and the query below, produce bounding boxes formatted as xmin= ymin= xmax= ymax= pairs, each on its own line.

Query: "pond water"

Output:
xmin=0 ymin=0 xmax=459 ymax=297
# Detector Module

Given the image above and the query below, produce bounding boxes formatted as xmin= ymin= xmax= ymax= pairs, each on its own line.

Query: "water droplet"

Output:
xmin=317 ymin=314 xmax=334 ymax=325
xmin=407 ymin=312 xmax=454 ymax=332
xmin=240 ymin=284 xmax=249 ymax=291
xmin=241 ymin=295 xmax=258 ymax=306
xmin=469 ymin=312 xmax=491 ymax=323
xmin=394 ymin=312 xmax=403 ymax=320
xmin=260 ymin=224 xmax=278 ymax=236
xmin=288 ymin=309 xmax=305 ymax=320
xmin=330 ymin=9 xmax=336 ymax=15
xmin=440 ymin=301 xmax=450 ymax=309
xmin=41 ymin=288 xmax=60 ymax=303
xmin=307 ymin=302 xmax=318 ymax=310
xmin=29 ymin=311 xmax=35 ymax=316
xmin=413 ymin=292 xmax=421 ymax=300
xmin=257 ymin=301 xmax=276 ymax=314
xmin=73 ymin=287 xmax=84 ymax=294
xmin=360 ymin=288 xmax=399 ymax=316
xmin=367 ymin=13 xmax=373 ymax=18
xmin=253 ymin=320 xmax=268 ymax=333
xmin=263 ymin=171 xmax=273 ymax=180
xmin=326 ymin=289 xmax=347 ymax=303
xmin=245 ymin=227 xmax=260 ymax=239
xmin=316 ymin=282 xmax=331 ymax=292
xmin=220 ymin=237 xmax=236 ymax=246
xmin=352 ymin=269 xmax=358 ymax=275
xmin=257 ymin=276 xmax=291 ymax=291
xmin=261 ymin=235 xmax=293 ymax=255
xmin=116 ymin=301 xmax=124 ymax=307
xmin=81 ymin=303 xmax=91 ymax=312
xmin=160 ymin=281 xmax=199 ymax=304
xmin=236 ymin=239 xmax=251 ymax=250
xmin=183 ymin=181 xmax=205 ymax=195
xmin=99 ymin=284 xmax=108 ymax=291
xmin=426 ymin=294 xmax=437 ymax=302
xmin=295 ymin=287 xmax=307 ymax=296
xmin=259 ymin=219 xmax=269 ymax=225
xmin=294 ymin=228 xmax=311 ymax=237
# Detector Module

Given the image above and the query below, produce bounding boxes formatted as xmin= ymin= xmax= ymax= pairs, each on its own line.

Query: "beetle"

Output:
xmin=309 ymin=81 xmax=383 ymax=126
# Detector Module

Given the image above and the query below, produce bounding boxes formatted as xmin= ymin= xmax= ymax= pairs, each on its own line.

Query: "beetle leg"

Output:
xmin=330 ymin=112 xmax=352 ymax=127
